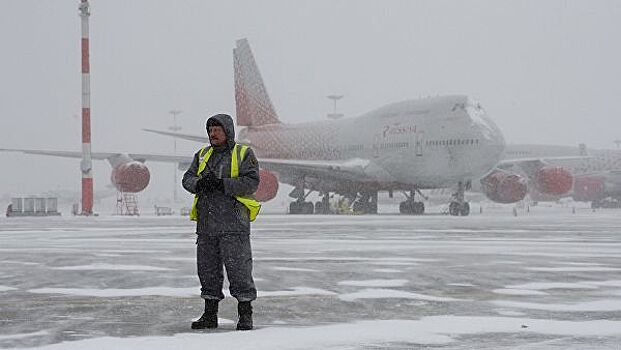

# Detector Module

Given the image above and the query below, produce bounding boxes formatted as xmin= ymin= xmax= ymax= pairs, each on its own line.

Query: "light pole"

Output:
xmin=327 ymin=95 xmax=344 ymax=119
xmin=169 ymin=110 xmax=182 ymax=201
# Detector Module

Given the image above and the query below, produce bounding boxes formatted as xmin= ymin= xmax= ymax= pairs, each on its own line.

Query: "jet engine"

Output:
xmin=534 ymin=166 xmax=573 ymax=196
xmin=110 ymin=162 xmax=151 ymax=193
xmin=572 ymin=176 xmax=605 ymax=202
xmin=255 ymin=169 xmax=279 ymax=202
xmin=481 ymin=170 xmax=528 ymax=204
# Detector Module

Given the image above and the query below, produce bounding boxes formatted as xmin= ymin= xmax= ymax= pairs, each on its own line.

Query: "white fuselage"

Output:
xmin=246 ymin=95 xmax=505 ymax=191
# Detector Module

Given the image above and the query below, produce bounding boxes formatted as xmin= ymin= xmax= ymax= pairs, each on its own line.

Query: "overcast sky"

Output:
xmin=1 ymin=0 xmax=620 ymax=204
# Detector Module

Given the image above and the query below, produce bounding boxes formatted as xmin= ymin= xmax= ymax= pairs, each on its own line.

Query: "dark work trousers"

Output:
xmin=196 ymin=234 xmax=257 ymax=302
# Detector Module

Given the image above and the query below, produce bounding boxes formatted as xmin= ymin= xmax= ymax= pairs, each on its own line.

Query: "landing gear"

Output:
xmin=352 ymin=192 xmax=378 ymax=214
xmin=289 ymin=200 xmax=314 ymax=214
xmin=314 ymin=193 xmax=331 ymax=214
xmin=448 ymin=201 xmax=469 ymax=216
xmin=399 ymin=189 xmax=426 ymax=215
xmin=288 ymin=177 xmax=314 ymax=214
xmin=449 ymin=181 xmax=470 ymax=216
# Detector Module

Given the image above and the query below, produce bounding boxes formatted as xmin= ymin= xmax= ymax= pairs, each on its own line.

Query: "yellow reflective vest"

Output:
xmin=189 ymin=144 xmax=261 ymax=222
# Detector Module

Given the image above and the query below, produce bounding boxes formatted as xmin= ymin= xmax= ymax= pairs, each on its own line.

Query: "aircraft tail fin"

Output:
xmin=234 ymin=38 xmax=281 ymax=127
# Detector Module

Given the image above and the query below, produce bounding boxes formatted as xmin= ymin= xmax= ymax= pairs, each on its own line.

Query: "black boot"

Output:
xmin=236 ymin=301 xmax=253 ymax=330
xmin=191 ymin=299 xmax=218 ymax=329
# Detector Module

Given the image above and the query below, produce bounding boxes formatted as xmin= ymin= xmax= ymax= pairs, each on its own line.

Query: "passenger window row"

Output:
xmin=426 ymin=139 xmax=479 ymax=146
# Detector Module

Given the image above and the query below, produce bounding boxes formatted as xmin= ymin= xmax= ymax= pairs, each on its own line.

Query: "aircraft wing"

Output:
xmin=0 ymin=148 xmax=194 ymax=164
xmin=0 ymin=148 xmax=117 ymax=160
xmin=143 ymin=128 xmax=207 ymax=143
xmin=497 ymin=156 xmax=591 ymax=174
xmin=1 ymin=147 xmax=389 ymax=182
xmin=258 ymin=157 xmax=393 ymax=182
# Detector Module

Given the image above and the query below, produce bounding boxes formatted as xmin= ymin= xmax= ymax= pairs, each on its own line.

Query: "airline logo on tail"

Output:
xmin=234 ymin=39 xmax=281 ymax=127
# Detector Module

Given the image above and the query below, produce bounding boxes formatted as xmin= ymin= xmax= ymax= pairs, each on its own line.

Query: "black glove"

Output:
xmin=197 ymin=173 xmax=224 ymax=194
xmin=196 ymin=175 xmax=209 ymax=193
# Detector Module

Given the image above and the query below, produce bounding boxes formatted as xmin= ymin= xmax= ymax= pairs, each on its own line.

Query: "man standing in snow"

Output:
xmin=182 ymin=113 xmax=260 ymax=331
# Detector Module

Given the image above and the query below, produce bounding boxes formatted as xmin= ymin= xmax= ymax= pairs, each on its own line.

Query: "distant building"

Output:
xmin=7 ymin=197 xmax=61 ymax=217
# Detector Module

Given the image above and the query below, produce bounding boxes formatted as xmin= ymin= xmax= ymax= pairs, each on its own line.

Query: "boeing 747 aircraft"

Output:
xmin=146 ymin=39 xmax=507 ymax=216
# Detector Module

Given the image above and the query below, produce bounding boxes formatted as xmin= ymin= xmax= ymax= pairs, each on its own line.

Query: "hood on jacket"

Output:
xmin=206 ymin=113 xmax=236 ymax=148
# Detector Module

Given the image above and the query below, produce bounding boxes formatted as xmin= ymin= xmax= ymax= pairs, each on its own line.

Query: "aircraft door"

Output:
xmin=415 ymin=130 xmax=424 ymax=156
xmin=373 ymin=134 xmax=380 ymax=158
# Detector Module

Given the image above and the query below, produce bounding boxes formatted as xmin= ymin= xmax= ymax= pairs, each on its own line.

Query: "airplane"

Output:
xmin=143 ymin=38 xmax=507 ymax=216
xmin=476 ymin=143 xmax=621 ymax=207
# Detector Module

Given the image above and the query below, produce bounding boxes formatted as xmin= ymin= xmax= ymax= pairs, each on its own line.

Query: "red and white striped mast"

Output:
xmin=79 ymin=0 xmax=93 ymax=215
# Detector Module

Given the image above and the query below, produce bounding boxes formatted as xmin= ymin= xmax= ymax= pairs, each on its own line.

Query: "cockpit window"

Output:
xmin=451 ymin=103 xmax=466 ymax=112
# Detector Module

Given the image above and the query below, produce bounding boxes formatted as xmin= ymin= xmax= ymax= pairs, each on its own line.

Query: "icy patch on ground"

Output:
xmin=447 ymin=283 xmax=476 ymax=287
xmin=557 ymin=262 xmax=605 ymax=266
xmin=26 ymin=286 xmax=336 ymax=298
xmin=0 ymin=286 xmax=17 ymax=292
xmin=368 ymin=261 xmax=419 ymax=266
xmin=254 ymin=257 xmax=438 ymax=262
xmin=492 ymin=289 xmax=549 ymax=296
xmin=526 ymin=267 xmax=621 ymax=272
xmin=494 ymin=309 xmax=526 ymax=316
xmin=584 ymin=280 xmax=621 ymax=287
xmin=94 ymin=253 xmax=122 ymax=257
xmin=16 ymin=316 xmax=621 ymax=350
xmin=2 ymin=260 xmax=40 ymax=266
xmin=260 ymin=287 xmax=336 ymax=298
xmin=372 ymin=268 xmax=403 ymax=273
xmin=339 ymin=288 xmax=460 ymax=302
xmin=51 ymin=264 xmax=174 ymax=271
xmin=271 ymin=267 xmax=318 ymax=272
xmin=338 ymin=279 xmax=409 ymax=287
xmin=492 ymin=260 xmax=522 ymax=264
xmin=507 ymin=282 xmax=597 ymax=290
xmin=28 ymin=287 xmax=197 ymax=297
xmin=492 ymin=299 xmax=621 ymax=312
xmin=0 ymin=331 xmax=49 ymax=341
xmin=102 ymin=249 xmax=171 ymax=254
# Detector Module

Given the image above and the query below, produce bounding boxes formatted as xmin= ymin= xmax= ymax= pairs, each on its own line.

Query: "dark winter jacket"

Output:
xmin=182 ymin=114 xmax=260 ymax=235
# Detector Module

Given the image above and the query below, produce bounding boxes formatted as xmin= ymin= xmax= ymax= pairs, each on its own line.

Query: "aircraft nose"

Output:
xmin=466 ymin=102 xmax=505 ymax=167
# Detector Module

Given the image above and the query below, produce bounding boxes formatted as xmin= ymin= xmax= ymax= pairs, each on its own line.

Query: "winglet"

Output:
xmin=233 ymin=38 xmax=281 ymax=127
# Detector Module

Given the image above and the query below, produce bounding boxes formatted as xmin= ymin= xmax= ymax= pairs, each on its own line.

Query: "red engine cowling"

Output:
xmin=110 ymin=162 xmax=151 ymax=193
xmin=255 ymin=169 xmax=279 ymax=202
xmin=534 ymin=166 xmax=573 ymax=196
xmin=482 ymin=171 xmax=528 ymax=204
xmin=573 ymin=176 xmax=605 ymax=202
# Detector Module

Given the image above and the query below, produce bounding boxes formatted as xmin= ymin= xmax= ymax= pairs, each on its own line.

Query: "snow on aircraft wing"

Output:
xmin=0 ymin=147 xmax=389 ymax=182
xmin=0 ymin=148 xmax=194 ymax=164
xmin=0 ymin=148 xmax=117 ymax=160
xmin=257 ymin=157 xmax=392 ymax=182
xmin=142 ymin=129 xmax=207 ymax=143
xmin=497 ymin=156 xmax=592 ymax=176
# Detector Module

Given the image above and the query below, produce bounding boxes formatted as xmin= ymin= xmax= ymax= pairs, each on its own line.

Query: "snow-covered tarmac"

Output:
xmin=1 ymin=208 xmax=620 ymax=349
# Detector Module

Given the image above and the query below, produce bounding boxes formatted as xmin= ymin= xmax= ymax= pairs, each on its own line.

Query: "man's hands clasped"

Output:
xmin=196 ymin=172 xmax=225 ymax=194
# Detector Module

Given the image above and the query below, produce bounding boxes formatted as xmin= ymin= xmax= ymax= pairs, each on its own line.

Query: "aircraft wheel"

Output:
xmin=302 ymin=201 xmax=314 ymax=214
xmin=460 ymin=202 xmax=470 ymax=216
xmin=289 ymin=201 xmax=300 ymax=214
xmin=399 ymin=201 xmax=410 ymax=214
xmin=315 ymin=201 xmax=324 ymax=214
xmin=368 ymin=201 xmax=378 ymax=214
xmin=413 ymin=202 xmax=425 ymax=215
xmin=449 ymin=202 xmax=460 ymax=216
xmin=353 ymin=201 xmax=365 ymax=214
